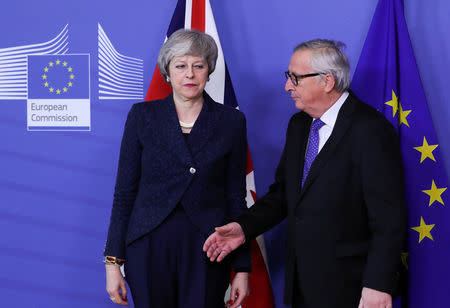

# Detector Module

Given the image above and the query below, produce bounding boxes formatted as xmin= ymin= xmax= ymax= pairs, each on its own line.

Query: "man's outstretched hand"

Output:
xmin=203 ymin=222 xmax=245 ymax=262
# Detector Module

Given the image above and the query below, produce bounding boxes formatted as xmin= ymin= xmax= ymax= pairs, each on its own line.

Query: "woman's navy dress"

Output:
xmin=104 ymin=93 xmax=251 ymax=308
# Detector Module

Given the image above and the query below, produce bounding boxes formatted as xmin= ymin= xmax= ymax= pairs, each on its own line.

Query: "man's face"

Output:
xmin=285 ymin=50 xmax=326 ymax=117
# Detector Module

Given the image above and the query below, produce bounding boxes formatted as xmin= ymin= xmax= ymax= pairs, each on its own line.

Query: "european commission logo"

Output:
xmin=27 ymin=54 xmax=90 ymax=131
xmin=0 ymin=23 xmax=144 ymax=132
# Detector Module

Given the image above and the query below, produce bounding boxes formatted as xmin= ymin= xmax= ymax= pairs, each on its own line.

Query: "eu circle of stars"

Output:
xmin=41 ymin=59 xmax=75 ymax=95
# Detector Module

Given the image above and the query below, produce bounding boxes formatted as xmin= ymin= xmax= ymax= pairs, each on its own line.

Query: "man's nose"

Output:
xmin=285 ymin=77 xmax=294 ymax=92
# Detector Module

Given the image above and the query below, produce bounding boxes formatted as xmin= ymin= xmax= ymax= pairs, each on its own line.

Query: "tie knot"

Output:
xmin=311 ymin=119 xmax=325 ymax=131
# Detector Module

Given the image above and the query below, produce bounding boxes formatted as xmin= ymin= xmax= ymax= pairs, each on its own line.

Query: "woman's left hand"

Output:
xmin=227 ymin=272 xmax=250 ymax=308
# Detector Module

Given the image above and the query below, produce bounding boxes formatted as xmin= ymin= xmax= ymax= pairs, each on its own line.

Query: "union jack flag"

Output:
xmin=145 ymin=0 xmax=275 ymax=307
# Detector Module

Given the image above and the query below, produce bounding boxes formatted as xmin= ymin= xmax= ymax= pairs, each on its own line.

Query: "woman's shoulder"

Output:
xmin=210 ymin=100 xmax=245 ymax=121
xmin=133 ymin=97 xmax=167 ymax=108
xmin=204 ymin=92 xmax=245 ymax=120
xmin=129 ymin=97 xmax=170 ymax=114
xmin=124 ymin=99 xmax=170 ymax=128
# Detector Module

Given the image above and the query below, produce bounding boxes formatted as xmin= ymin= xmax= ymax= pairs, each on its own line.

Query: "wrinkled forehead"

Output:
xmin=170 ymin=54 xmax=206 ymax=64
xmin=289 ymin=50 xmax=313 ymax=73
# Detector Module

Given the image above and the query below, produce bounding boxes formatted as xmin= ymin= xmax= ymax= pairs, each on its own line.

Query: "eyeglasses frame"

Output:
xmin=284 ymin=71 xmax=325 ymax=86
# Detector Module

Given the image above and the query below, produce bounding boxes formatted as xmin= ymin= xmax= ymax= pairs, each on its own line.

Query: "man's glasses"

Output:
xmin=284 ymin=71 xmax=323 ymax=86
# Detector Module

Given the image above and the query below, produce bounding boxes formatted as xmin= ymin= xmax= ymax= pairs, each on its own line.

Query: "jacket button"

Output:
xmin=189 ymin=167 xmax=196 ymax=174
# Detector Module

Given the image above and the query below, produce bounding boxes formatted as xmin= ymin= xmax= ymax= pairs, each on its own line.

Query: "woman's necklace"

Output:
xmin=179 ymin=120 xmax=195 ymax=129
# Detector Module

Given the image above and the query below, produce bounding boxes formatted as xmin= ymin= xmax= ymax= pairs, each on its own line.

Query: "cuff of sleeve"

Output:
xmin=233 ymin=267 xmax=251 ymax=273
xmin=103 ymin=255 xmax=125 ymax=266
xmin=235 ymin=218 xmax=252 ymax=243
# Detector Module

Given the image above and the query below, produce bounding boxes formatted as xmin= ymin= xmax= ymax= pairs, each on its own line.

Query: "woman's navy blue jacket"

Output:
xmin=104 ymin=93 xmax=251 ymax=271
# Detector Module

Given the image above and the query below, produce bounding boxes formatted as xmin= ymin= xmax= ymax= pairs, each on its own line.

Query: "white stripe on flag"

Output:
xmin=204 ymin=0 xmax=226 ymax=104
xmin=185 ymin=0 xmax=192 ymax=30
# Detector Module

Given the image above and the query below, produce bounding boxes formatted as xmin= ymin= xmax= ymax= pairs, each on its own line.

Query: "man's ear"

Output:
xmin=323 ymin=74 xmax=335 ymax=93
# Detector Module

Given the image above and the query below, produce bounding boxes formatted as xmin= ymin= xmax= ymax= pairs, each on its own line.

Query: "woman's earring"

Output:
xmin=207 ymin=76 xmax=210 ymax=82
xmin=166 ymin=76 xmax=171 ymax=82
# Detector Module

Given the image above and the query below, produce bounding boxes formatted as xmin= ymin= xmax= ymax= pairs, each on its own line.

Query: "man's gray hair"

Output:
xmin=158 ymin=29 xmax=218 ymax=80
xmin=294 ymin=39 xmax=350 ymax=92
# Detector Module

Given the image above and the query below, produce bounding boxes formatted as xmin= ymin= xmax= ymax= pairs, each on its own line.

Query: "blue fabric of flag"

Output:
xmin=352 ymin=0 xmax=449 ymax=307
xmin=28 ymin=54 xmax=89 ymax=99
xmin=167 ymin=0 xmax=185 ymax=37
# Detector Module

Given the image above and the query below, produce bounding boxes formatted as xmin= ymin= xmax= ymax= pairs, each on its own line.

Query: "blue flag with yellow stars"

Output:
xmin=352 ymin=0 xmax=449 ymax=307
xmin=28 ymin=55 xmax=90 ymax=99
xmin=26 ymin=54 xmax=90 ymax=131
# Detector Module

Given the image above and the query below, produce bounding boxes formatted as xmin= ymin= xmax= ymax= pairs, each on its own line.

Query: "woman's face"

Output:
xmin=168 ymin=55 xmax=209 ymax=102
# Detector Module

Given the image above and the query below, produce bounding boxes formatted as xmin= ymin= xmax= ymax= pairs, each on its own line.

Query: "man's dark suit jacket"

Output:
xmin=105 ymin=93 xmax=250 ymax=271
xmin=237 ymin=92 xmax=407 ymax=307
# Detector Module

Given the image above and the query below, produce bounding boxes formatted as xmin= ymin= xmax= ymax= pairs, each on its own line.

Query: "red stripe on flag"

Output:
xmin=191 ymin=0 xmax=205 ymax=31
xmin=250 ymin=190 xmax=257 ymax=203
xmin=245 ymin=173 xmax=276 ymax=308
xmin=145 ymin=66 xmax=173 ymax=101
xmin=246 ymin=146 xmax=254 ymax=174
xmin=230 ymin=239 xmax=275 ymax=308
xmin=243 ymin=240 xmax=276 ymax=308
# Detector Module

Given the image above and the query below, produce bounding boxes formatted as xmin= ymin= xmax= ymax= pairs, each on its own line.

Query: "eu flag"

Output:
xmin=352 ymin=0 xmax=449 ymax=306
xmin=27 ymin=54 xmax=90 ymax=131
xmin=28 ymin=54 xmax=90 ymax=99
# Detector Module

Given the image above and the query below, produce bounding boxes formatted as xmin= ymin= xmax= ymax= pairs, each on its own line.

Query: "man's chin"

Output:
xmin=294 ymin=102 xmax=305 ymax=111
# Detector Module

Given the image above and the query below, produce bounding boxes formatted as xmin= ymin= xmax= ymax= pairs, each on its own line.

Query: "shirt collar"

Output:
xmin=317 ymin=91 xmax=349 ymax=129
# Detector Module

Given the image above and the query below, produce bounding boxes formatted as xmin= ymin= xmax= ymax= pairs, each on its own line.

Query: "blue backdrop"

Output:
xmin=0 ymin=1 xmax=448 ymax=307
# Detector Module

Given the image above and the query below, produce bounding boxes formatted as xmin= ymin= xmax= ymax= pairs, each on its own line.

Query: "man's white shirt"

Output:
xmin=316 ymin=91 xmax=349 ymax=152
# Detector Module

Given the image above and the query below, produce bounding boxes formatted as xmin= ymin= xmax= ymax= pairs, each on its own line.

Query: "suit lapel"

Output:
xmin=157 ymin=94 xmax=193 ymax=164
xmin=298 ymin=95 xmax=356 ymax=200
xmin=187 ymin=92 xmax=220 ymax=158
xmin=287 ymin=114 xmax=312 ymax=200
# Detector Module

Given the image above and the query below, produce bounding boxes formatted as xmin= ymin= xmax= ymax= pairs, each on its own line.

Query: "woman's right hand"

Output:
xmin=105 ymin=264 xmax=129 ymax=306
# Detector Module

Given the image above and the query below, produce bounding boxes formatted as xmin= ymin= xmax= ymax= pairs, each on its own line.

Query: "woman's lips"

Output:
xmin=184 ymin=83 xmax=197 ymax=87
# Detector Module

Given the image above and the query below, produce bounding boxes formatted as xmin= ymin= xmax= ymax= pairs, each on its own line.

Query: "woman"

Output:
xmin=103 ymin=29 xmax=250 ymax=308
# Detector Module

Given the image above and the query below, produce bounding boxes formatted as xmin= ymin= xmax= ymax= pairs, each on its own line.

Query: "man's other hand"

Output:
xmin=202 ymin=222 xmax=245 ymax=262
xmin=358 ymin=287 xmax=392 ymax=308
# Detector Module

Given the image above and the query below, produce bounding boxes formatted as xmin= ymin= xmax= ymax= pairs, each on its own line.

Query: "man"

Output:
xmin=203 ymin=39 xmax=407 ymax=308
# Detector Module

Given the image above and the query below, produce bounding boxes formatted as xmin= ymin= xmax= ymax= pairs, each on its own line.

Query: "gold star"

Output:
xmin=49 ymin=62 xmax=54 ymax=67
xmin=70 ymin=74 xmax=75 ymax=79
xmin=411 ymin=216 xmax=435 ymax=243
xmin=401 ymin=252 xmax=409 ymax=270
xmin=422 ymin=180 xmax=447 ymax=206
xmin=63 ymin=61 xmax=68 ymax=67
xmin=68 ymin=82 xmax=73 ymax=87
xmin=63 ymin=87 xmax=68 ymax=92
xmin=42 ymin=74 xmax=47 ymax=80
xmin=49 ymin=87 xmax=54 ymax=93
xmin=44 ymin=82 xmax=49 ymax=87
xmin=385 ymin=90 xmax=399 ymax=118
xmin=56 ymin=59 xmax=61 ymax=65
xmin=44 ymin=67 xmax=49 ymax=72
xmin=56 ymin=89 xmax=61 ymax=94
xmin=398 ymin=103 xmax=411 ymax=127
xmin=68 ymin=67 xmax=72 ymax=72
xmin=413 ymin=137 xmax=438 ymax=163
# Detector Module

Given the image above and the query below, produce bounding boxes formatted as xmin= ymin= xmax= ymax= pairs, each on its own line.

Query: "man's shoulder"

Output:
xmin=347 ymin=93 xmax=397 ymax=136
xmin=289 ymin=110 xmax=310 ymax=124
